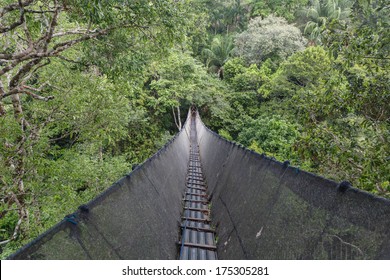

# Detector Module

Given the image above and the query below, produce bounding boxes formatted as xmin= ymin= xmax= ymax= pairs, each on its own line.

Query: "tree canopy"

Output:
xmin=234 ymin=15 xmax=307 ymax=65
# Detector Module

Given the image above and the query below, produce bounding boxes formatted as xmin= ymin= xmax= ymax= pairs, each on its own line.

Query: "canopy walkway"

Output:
xmin=8 ymin=109 xmax=390 ymax=259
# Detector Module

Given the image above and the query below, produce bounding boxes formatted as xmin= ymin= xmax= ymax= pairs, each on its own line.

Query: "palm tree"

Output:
xmin=202 ymin=35 xmax=234 ymax=79
xmin=299 ymin=0 xmax=353 ymax=45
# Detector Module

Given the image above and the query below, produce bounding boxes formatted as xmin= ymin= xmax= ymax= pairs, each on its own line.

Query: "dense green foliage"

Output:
xmin=234 ymin=15 xmax=307 ymax=64
xmin=1 ymin=0 xmax=389 ymax=258
xmin=298 ymin=0 xmax=353 ymax=45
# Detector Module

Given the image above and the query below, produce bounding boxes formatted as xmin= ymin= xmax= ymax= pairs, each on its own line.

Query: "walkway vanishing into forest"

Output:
xmin=179 ymin=113 xmax=217 ymax=260
xmin=8 ymin=109 xmax=390 ymax=260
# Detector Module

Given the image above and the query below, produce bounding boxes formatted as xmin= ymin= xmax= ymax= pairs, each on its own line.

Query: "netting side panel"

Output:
xmin=12 ymin=224 xmax=89 ymax=260
xmin=196 ymin=114 xmax=390 ymax=260
xmin=10 ymin=126 xmax=190 ymax=260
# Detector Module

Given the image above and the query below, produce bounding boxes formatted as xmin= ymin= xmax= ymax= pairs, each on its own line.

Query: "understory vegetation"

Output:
xmin=0 ymin=0 xmax=388 ymax=258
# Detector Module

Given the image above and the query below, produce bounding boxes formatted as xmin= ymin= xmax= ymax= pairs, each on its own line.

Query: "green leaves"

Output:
xmin=299 ymin=0 xmax=353 ymax=45
xmin=227 ymin=62 xmax=271 ymax=92
xmin=250 ymin=0 xmax=308 ymax=21
xmin=202 ymin=35 xmax=234 ymax=73
xmin=220 ymin=20 xmax=389 ymax=199
xmin=149 ymin=49 xmax=228 ymax=110
xmin=258 ymin=46 xmax=333 ymax=98
xmin=238 ymin=115 xmax=300 ymax=161
xmin=234 ymin=15 xmax=307 ymax=65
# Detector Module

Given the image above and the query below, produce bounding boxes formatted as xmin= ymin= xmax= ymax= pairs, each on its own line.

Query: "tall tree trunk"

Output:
xmin=172 ymin=105 xmax=182 ymax=131
xmin=172 ymin=106 xmax=179 ymax=131
xmin=177 ymin=105 xmax=181 ymax=130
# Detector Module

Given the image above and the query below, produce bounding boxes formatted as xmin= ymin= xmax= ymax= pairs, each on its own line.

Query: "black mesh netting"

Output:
xmin=8 ymin=118 xmax=192 ymax=260
xmin=8 ymin=111 xmax=390 ymax=259
xmin=194 ymin=112 xmax=390 ymax=260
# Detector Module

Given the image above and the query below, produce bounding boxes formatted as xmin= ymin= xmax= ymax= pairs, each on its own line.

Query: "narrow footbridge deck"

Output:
xmin=179 ymin=116 xmax=217 ymax=260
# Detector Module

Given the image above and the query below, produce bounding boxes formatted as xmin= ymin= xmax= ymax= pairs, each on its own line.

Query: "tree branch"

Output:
xmin=25 ymin=9 xmax=56 ymax=14
xmin=22 ymin=11 xmax=33 ymax=46
xmin=1 ymin=85 xmax=54 ymax=101
xmin=0 ymin=6 xmax=25 ymax=34
xmin=0 ymin=0 xmax=36 ymax=34
xmin=0 ymin=59 xmax=21 ymax=76
xmin=0 ymin=190 xmax=28 ymax=245
xmin=9 ymin=58 xmax=41 ymax=88
xmin=52 ymin=29 xmax=91 ymax=37
xmin=22 ymin=86 xmax=54 ymax=101
xmin=21 ymin=59 xmax=51 ymax=84
xmin=0 ymin=217 xmax=22 ymax=245
xmin=45 ymin=3 xmax=60 ymax=43
xmin=0 ymin=0 xmax=34 ymax=17
xmin=1 ymin=23 xmax=148 ymax=77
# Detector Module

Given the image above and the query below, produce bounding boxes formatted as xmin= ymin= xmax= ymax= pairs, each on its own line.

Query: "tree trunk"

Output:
xmin=172 ymin=106 xmax=179 ymax=131
xmin=177 ymin=105 xmax=181 ymax=130
xmin=172 ymin=105 xmax=182 ymax=131
xmin=11 ymin=93 xmax=23 ymax=119
xmin=218 ymin=67 xmax=224 ymax=80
